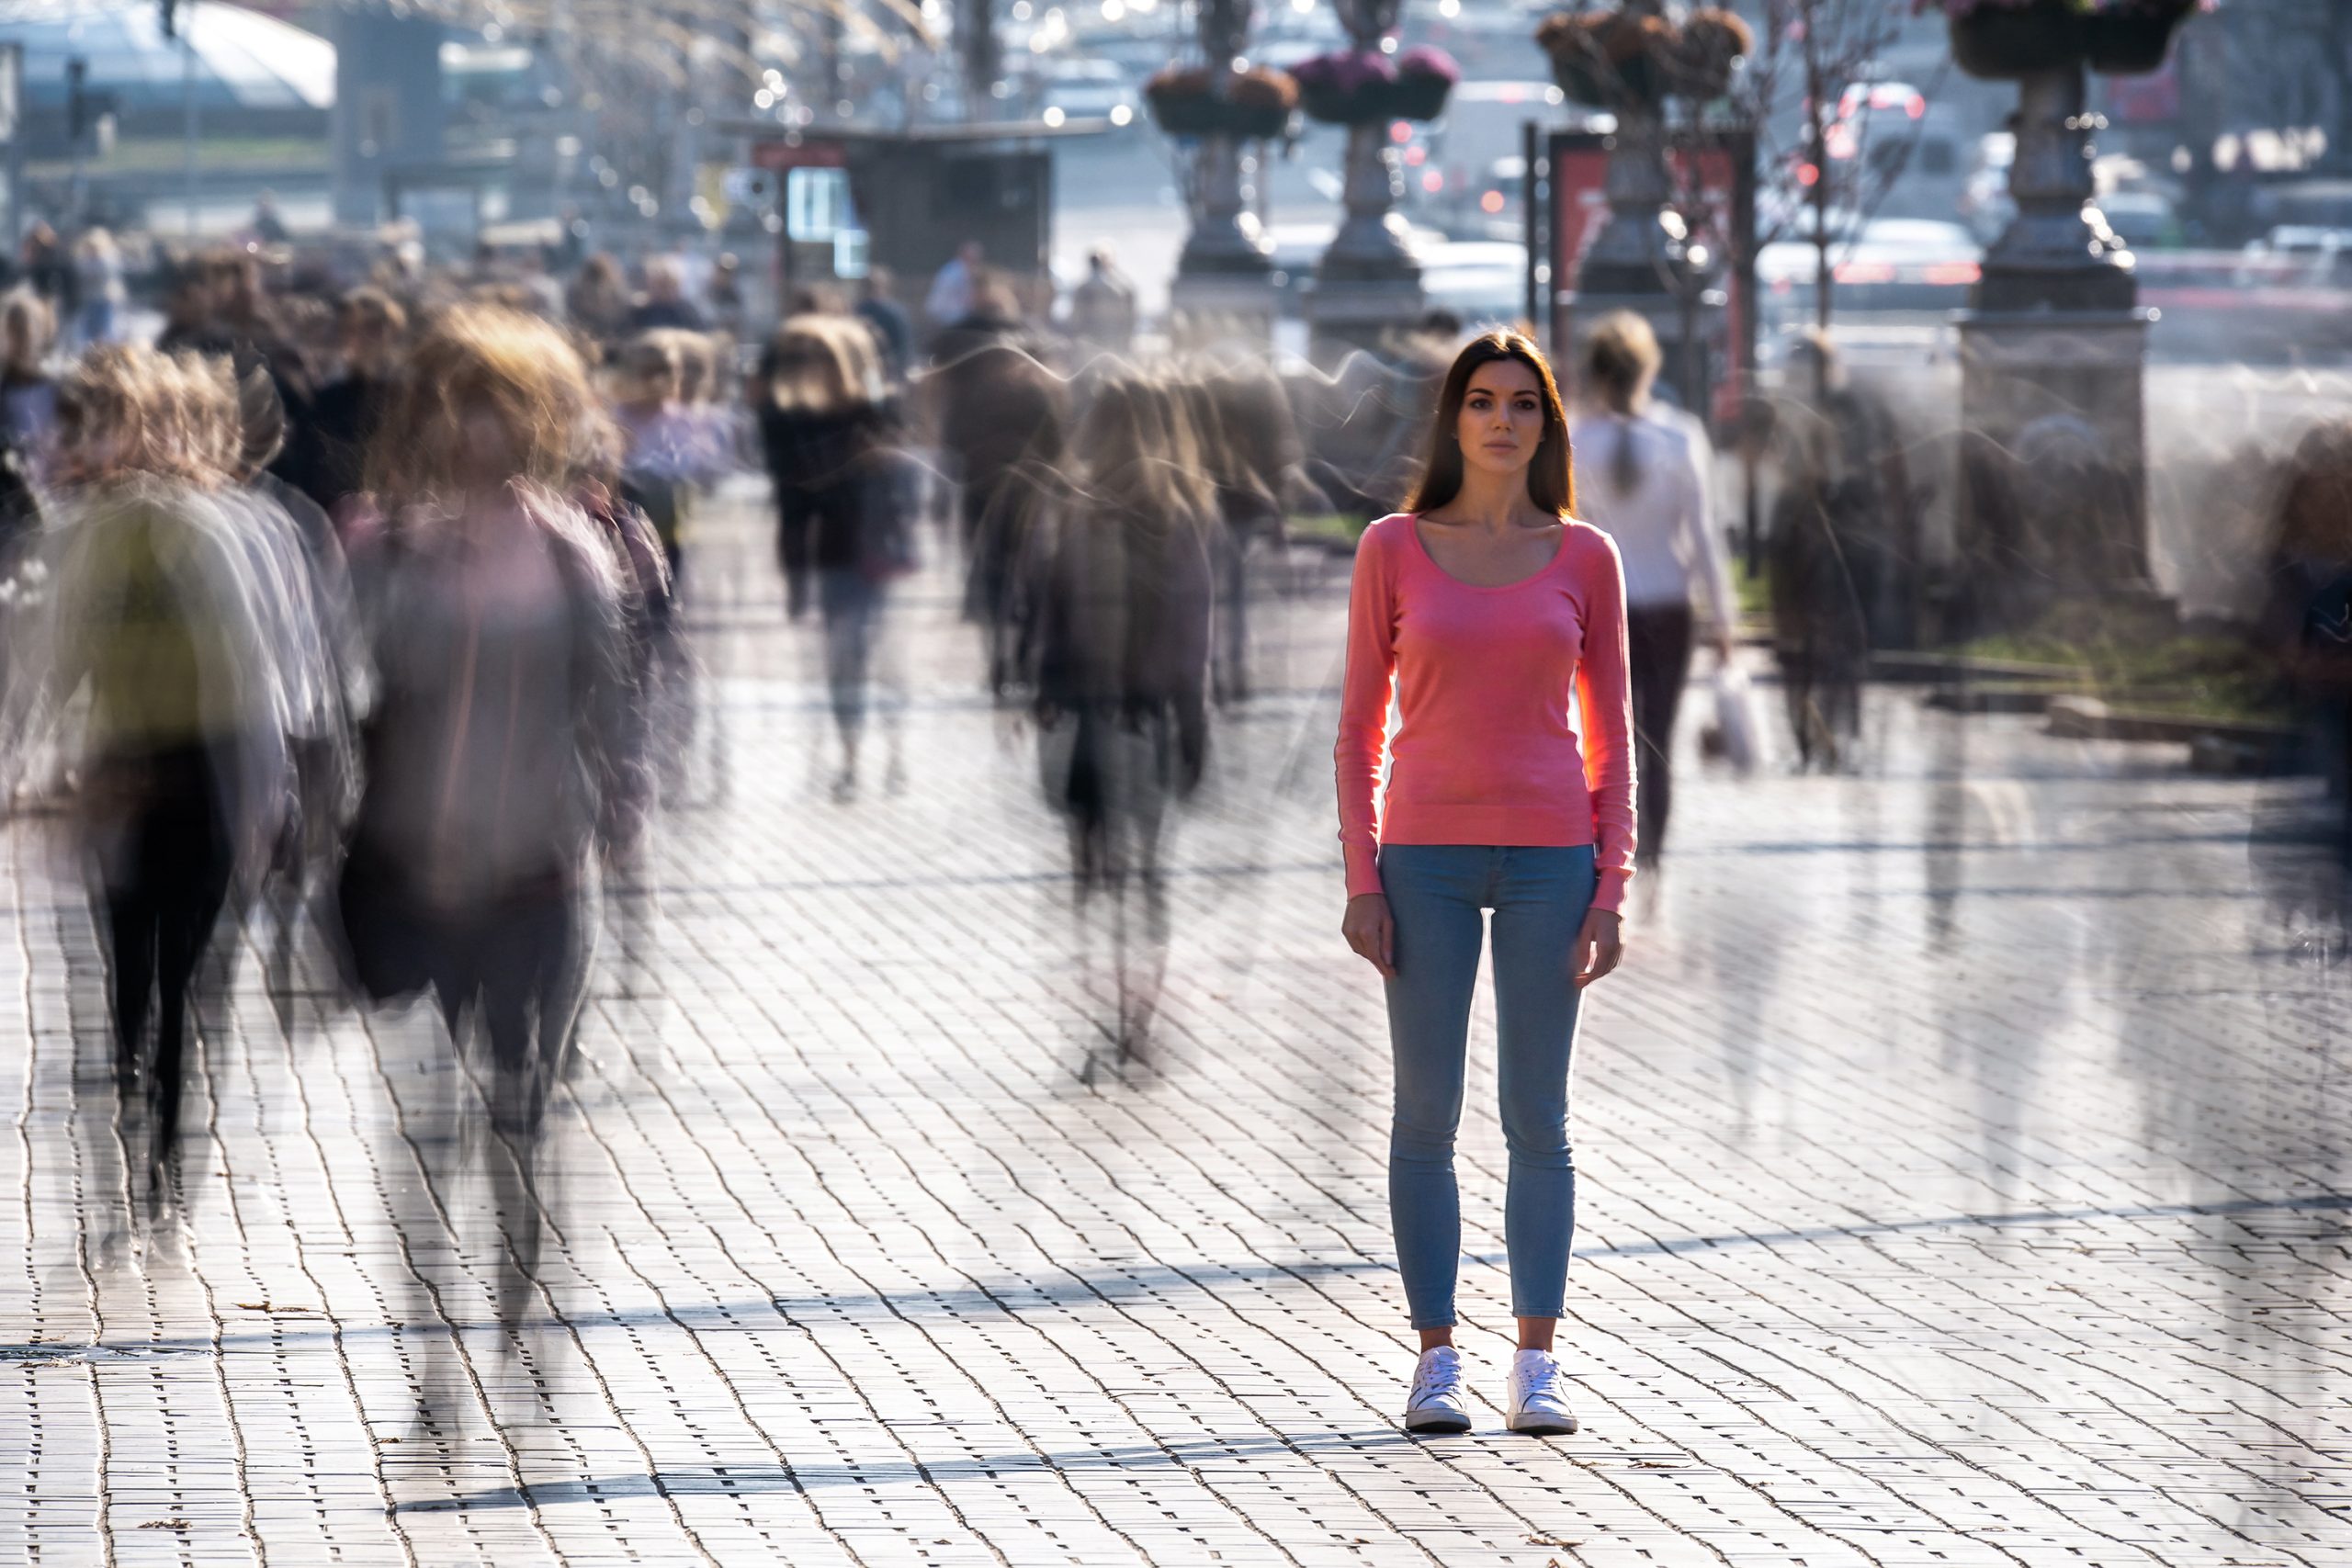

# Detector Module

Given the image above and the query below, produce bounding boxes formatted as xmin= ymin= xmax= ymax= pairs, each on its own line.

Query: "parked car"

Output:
xmin=1757 ymin=216 xmax=1982 ymax=326
xmin=1417 ymin=239 xmax=1531 ymax=332
xmin=2096 ymin=189 xmax=2181 ymax=252
xmin=1038 ymin=57 xmax=1139 ymax=126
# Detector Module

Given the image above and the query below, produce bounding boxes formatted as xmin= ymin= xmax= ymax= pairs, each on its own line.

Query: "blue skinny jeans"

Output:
xmin=1378 ymin=844 xmax=1595 ymax=1329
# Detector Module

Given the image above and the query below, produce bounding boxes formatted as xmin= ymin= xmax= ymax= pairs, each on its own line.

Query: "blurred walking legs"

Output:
xmin=1625 ymin=604 xmax=1693 ymax=866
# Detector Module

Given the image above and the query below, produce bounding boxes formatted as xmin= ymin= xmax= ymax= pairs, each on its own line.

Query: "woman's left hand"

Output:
xmin=1572 ymin=909 xmax=1623 ymax=988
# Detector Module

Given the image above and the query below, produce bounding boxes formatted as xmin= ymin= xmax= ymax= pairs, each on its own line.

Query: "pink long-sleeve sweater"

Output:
xmin=1334 ymin=513 xmax=1637 ymax=910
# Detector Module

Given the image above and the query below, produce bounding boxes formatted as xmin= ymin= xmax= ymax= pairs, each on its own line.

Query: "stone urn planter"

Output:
xmin=1946 ymin=4 xmax=2082 ymax=79
xmin=1938 ymin=0 xmax=2194 ymax=83
xmin=1291 ymin=46 xmax=1458 ymax=127
xmin=1533 ymin=3 xmax=1750 ymax=299
xmin=1146 ymin=65 xmax=1297 ymax=141
xmin=1936 ymin=0 xmax=2196 ymax=310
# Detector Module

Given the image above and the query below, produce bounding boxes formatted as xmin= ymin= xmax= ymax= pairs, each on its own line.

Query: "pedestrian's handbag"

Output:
xmin=1702 ymin=657 xmax=1761 ymax=774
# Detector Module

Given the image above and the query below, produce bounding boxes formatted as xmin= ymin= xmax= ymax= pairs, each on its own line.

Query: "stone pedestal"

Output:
xmin=1949 ymin=55 xmax=2168 ymax=637
xmin=1308 ymin=121 xmax=1422 ymax=365
xmin=1574 ymin=106 xmax=1678 ymax=299
xmin=1179 ymin=132 xmax=1275 ymax=278
xmin=1169 ymin=273 xmax=1282 ymax=350
xmin=1953 ymin=309 xmax=2165 ymax=635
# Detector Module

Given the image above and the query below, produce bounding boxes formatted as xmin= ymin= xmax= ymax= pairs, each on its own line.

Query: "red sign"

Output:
xmin=1547 ymin=130 xmax=1753 ymax=431
xmin=751 ymin=139 xmax=848 ymax=172
xmin=2102 ymin=62 xmax=2179 ymax=126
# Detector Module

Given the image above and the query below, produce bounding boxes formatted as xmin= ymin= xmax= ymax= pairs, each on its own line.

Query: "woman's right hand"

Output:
xmin=1341 ymin=893 xmax=1396 ymax=978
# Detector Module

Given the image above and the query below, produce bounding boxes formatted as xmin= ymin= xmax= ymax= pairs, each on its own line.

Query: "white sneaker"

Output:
xmin=1505 ymin=1348 xmax=1578 ymax=1435
xmin=1403 ymin=1347 xmax=1472 ymax=1433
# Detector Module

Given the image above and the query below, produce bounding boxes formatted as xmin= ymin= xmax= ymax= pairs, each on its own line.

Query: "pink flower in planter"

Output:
xmin=1394 ymin=45 xmax=1461 ymax=84
xmin=1292 ymin=50 xmax=1398 ymax=96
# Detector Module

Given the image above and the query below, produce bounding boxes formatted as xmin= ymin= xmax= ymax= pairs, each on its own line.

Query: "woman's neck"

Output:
xmin=1442 ymin=467 xmax=1544 ymax=532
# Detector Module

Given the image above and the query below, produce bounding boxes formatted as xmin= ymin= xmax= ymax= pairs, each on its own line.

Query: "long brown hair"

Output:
xmin=1404 ymin=330 xmax=1576 ymax=518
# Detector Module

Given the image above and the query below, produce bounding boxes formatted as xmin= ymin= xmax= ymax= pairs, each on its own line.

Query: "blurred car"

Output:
xmin=1038 ymin=57 xmax=1138 ymax=126
xmin=1960 ymin=131 xmax=2016 ymax=245
xmin=2095 ymin=189 xmax=2180 ymax=252
xmin=1408 ymin=80 xmax=1586 ymax=238
xmin=1757 ymin=216 xmax=1982 ymax=325
xmin=1417 ymin=239 xmax=1532 ymax=331
xmin=2239 ymin=223 xmax=2352 ymax=284
xmin=2140 ymin=241 xmax=2352 ymax=361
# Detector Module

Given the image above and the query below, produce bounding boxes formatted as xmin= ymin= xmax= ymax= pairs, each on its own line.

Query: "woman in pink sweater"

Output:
xmin=1335 ymin=331 xmax=1634 ymax=1437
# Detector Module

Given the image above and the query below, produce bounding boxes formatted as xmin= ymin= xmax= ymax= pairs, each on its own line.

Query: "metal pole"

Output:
xmin=1521 ymin=118 xmax=1538 ymax=332
xmin=2 ymin=45 xmax=24 ymax=253
xmin=183 ymin=24 xmax=199 ymax=243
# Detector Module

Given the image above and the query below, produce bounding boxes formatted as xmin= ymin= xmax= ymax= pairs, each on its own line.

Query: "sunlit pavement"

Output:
xmin=2 ymin=479 xmax=2345 ymax=1566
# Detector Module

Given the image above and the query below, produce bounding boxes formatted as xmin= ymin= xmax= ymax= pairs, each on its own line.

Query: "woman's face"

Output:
xmin=1455 ymin=359 xmax=1547 ymax=483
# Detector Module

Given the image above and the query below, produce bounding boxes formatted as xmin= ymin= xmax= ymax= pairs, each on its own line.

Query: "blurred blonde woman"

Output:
xmin=756 ymin=313 xmax=916 ymax=797
xmin=337 ymin=303 xmax=642 ymax=1133
xmin=6 ymin=345 xmax=329 ymax=1188
xmin=1570 ymin=311 xmax=1733 ymax=870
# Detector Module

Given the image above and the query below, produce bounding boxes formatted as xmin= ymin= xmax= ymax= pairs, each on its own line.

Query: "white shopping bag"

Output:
xmin=1702 ymin=659 xmax=1760 ymax=775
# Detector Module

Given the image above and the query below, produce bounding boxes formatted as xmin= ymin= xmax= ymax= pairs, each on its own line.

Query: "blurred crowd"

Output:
xmin=0 ymin=231 xmax=1329 ymax=1227
xmin=1 ymin=222 xmax=2349 ymax=1231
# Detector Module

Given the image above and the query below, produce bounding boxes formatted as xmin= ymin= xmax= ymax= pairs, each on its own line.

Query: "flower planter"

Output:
xmin=1386 ymin=71 xmax=1453 ymax=122
xmin=1297 ymin=81 xmax=1375 ymax=125
xmin=1293 ymin=50 xmax=1451 ymax=127
xmin=1148 ymin=88 xmax=1293 ymax=140
xmin=2083 ymin=13 xmax=2181 ymax=75
xmin=1548 ymin=49 xmax=1661 ymax=111
xmin=1948 ymin=5 xmax=2083 ymax=82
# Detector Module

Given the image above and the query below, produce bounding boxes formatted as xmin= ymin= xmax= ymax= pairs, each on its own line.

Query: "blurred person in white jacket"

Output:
xmin=1569 ymin=312 xmax=1736 ymax=871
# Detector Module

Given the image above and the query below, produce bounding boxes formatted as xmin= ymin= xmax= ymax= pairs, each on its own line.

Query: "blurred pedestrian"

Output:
xmin=612 ymin=332 xmax=726 ymax=595
xmin=72 ymin=229 xmax=126 ymax=349
xmin=1769 ymin=331 xmax=1899 ymax=771
xmin=932 ymin=276 xmax=1064 ymax=694
xmin=155 ymin=249 xmax=316 ymax=482
xmin=706 ymin=253 xmax=747 ymax=341
xmin=1027 ymin=373 xmax=1214 ymax=1065
xmin=222 ymin=360 xmax=368 ymax=1030
xmin=1333 ymin=330 xmax=1630 ymax=1438
xmin=1571 ymin=312 xmax=1734 ymax=869
xmin=291 ymin=286 xmax=407 ymax=519
xmin=6 ymin=346 xmax=332 ymax=1191
xmin=760 ymin=314 xmax=918 ymax=797
xmin=628 ymin=258 xmax=707 ymax=333
xmin=924 ymin=240 xmax=983 ymax=333
xmin=18 ymin=223 xmax=74 ymax=314
xmin=2 ymin=292 xmax=59 ymax=464
xmin=336 ymin=304 xmax=644 ymax=1134
xmin=855 ymin=267 xmax=914 ymax=386
xmin=252 ymin=191 xmax=292 ymax=243
xmin=1070 ymin=248 xmax=1136 ymax=355
xmin=2260 ymin=420 xmax=2352 ymax=867
xmin=565 ymin=253 xmax=633 ymax=347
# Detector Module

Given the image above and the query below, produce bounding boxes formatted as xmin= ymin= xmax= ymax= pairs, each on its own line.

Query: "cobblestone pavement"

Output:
xmin=3 ymin=482 xmax=2347 ymax=1566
